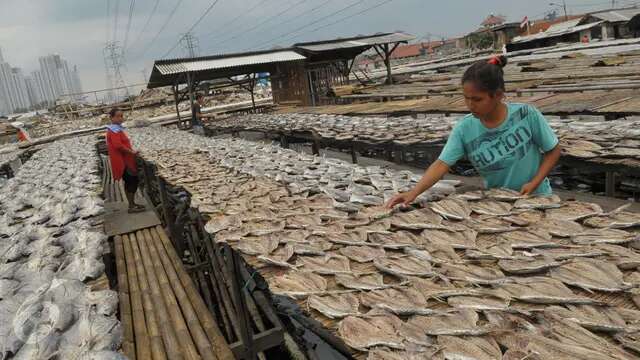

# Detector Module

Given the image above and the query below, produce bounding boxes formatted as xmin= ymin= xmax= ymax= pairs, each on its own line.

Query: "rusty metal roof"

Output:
xmin=294 ymin=32 xmax=415 ymax=52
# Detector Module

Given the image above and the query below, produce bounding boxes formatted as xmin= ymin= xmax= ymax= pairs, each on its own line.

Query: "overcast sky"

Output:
xmin=0 ymin=0 xmax=629 ymax=93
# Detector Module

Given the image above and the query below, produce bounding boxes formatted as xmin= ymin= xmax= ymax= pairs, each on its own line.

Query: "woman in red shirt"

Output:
xmin=106 ymin=108 xmax=145 ymax=213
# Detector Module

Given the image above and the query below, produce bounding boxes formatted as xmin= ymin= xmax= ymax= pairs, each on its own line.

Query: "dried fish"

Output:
xmin=429 ymin=198 xmax=471 ymax=221
xmin=485 ymin=188 xmax=526 ymax=202
xmin=257 ymin=244 xmax=294 ymax=267
xmin=390 ymin=208 xmax=443 ymax=230
xmin=204 ymin=215 xmax=241 ymax=234
xmin=368 ymin=231 xmax=419 ymax=249
xmin=463 ymin=216 xmax=514 ymax=234
xmin=546 ymin=201 xmax=603 ymax=221
xmin=269 ymin=272 xmax=327 ymax=298
xmin=584 ymin=211 xmax=640 ymax=229
xmin=439 ymin=263 xmax=507 ymax=285
xmin=421 ymin=228 xmax=477 ymax=250
xmin=545 ymin=305 xmax=629 ymax=332
xmin=438 ymin=335 xmax=502 ymax=360
xmin=235 ymin=237 xmax=279 ymax=256
xmin=360 ymin=287 xmax=432 ymax=315
xmin=571 ymin=228 xmax=636 ymax=245
xmin=498 ymin=229 xmax=556 ymax=249
xmin=412 ymin=310 xmax=492 ymax=336
xmin=471 ymin=200 xmax=513 ymax=216
xmin=499 ymin=277 xmax=598 ymax=304
xmin=335 ymin=273 xmax=388 ymax=291
xmin=447 ymin=295 xmax=510 ymax=311
xmin=338 ymin=315 xmax=404 ymax=351
xmin=296 ymin=255 xmax=351 ymax=274
xmin=374 ymin=255 xmax=434 ymax=278
xmin=550 ymin=258 xmax=630 ymax=292
xmin=534 ymin=218 xmax=584 ymax=238
xmin=498 ymin=257 xmax=564 ymax=274
xmin=338 ymin=246 xmax=385 ymax=263
xmin=243 ymin=219 xmax=286 ymax=236
xmin=307 ymin=293 xmax=360 ymax=319
xmin=514 ymin=194 xmax=562 ymax=210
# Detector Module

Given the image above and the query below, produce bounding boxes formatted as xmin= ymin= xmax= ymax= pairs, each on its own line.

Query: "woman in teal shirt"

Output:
xmin=386 ymin=55 xmax=561 ymax=208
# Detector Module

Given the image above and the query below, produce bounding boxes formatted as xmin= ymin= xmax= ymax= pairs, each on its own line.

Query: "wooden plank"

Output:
xmin=144 ymin=229 xmax=201 ymax=360
xmin=122 ymin=234 xmax=153 ymax=360
xmin=146 ymin=227 xmax=226 ymax=360
xmin=136 ymin=230 xmax=185 ymax=360
xmin=130 ymin=231 xmax=168 ymax=360
xmin=114 ymin=235 xmax=136 ymax=360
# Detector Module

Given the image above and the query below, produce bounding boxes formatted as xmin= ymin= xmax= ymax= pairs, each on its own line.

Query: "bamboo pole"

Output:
xmin=130 ymin=231 xmax=168 ymax=360
xmin=115 ymin=235 xmax=136 ymax=360
xmin=144 ymin=228 xmax=218 ymax=360
xmin=152 ymin=226 xmax=234 ymax=360
xmin=143 ymin=229 xmax=201 ymax=360
xmin=136 ymin=230 xmax=185 ymax=360
xmin=122 ymin=234 xmax=152 ymax=360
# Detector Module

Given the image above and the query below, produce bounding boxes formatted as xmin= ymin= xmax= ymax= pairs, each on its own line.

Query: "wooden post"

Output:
xmin=606 ymin=171 xmax=616 ymax=197
xmin=158 ymin=178 xmax=183 ymax=256
xmin=384 ymin=43 xmax=392 ymax=85
xmin=312 ymin=140 xmax=320 ymax=156
xmin=187 ymin=72 xmax=196 ymax=129
xmin=350 ymin=144 xmax=358 ymax=164
xmin=173 ymin=84 xmax=182 ymax=129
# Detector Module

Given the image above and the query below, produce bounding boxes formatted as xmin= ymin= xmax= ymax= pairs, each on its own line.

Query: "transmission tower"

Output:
xmin=104 ymin=41 xmax=129 ymax=103
xmin=180 ymin=32 xmax=200 ymax=58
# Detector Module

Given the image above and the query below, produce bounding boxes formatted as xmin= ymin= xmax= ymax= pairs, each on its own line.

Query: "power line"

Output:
xmin=207 ymin=0 xmax=309 ymax=51
xmin=266 ymin=0 xmax=395 ymax=48
xmin=128 ymin=0 xmax=161 ymax=51
xmin=138 ymin=0 xmax=185 ymax=59
xmin=160 ymin=0 xmax=223 ymax=59
xmin=122 ymin=0 xmax=137 ymax=51
xmin=201 ymin=0 xmax=269 ymax=41
xmin=250 ymin=0 xmax=368 ymax=51
xmin=106 ymin=0 xmax=112 ymax=43
xmin=256 ymin=0 xmax=335 ymax=38
xmin=113 ymin=0 xmax=120 ymax=42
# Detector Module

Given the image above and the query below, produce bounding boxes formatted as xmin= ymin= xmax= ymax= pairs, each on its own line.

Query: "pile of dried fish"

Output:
xmin=206 ymin=113 xmax=640 ymax=161
xmin=130 ymin=127 xmax=458 ymax=210
xmin=0 ymin=137 xmax=123 ymax=359
xmin=133 ymin=126 xmax=640 ymax=360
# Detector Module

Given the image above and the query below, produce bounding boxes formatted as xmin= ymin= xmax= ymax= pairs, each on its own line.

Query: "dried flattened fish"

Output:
xmin=439 ymin=263 xmax=507 ymax=285
xmin=296 ymin=254 xmax=351 ymax=274
xmin=571 ymin=228 xmax=636 ymax=245
xmin=307 ymin=293 xmax=360 ymax=319
xmin=533 ymin=218 xmax=583 ymax=238
xmin=338 ymin=246 xmax=385 ymax=263
xmin=545 ymin=305 xmax=629 ymax=333
xmin=368 ymin=231 xmax=419 ymax=249
xmin=243 ymin=219 xmax=285 ymax=236
xmin=514 ymin=194 xmax=562 ymax=210
xmin=374 ymin=255 xmax=434 ymax=278
xmin=498 ymin=229 xmax=555 ymax=249
xmin=429 ymin=198 xmax=471 ymax=221
xmin=235 ymin=236 xmax=280 ymax=256
xmin=447 ymin=295 xmax=510 ymax=311
xmin=463 ymin=216 xmax=514 ymax=234
xmin=257 ymin=244 xmax=295 ymax=267
xmin=360 ymin=287 xmax=432 ymax=315
xmin=411 ymin=309 xmax=492 ymax=336
xmin=485 ymin=188 xmax=526 ymax=202
xmin=498 ymin=257 xmax=564 ymax=274
xmin=546 ymin=201 xmax=603 ymax=221
xmin=204 ymin=214 xmax=242 ymax=234
xmin=471 ymin=200 xmax=513 ymax=216
xmin=269 ymin=271 xmax=327 ymax=298
xmin=584 ymin=211 xmax=640 ymax=229
xmin=438 ymin=335 xmax=502 ymax=360
xmin=499 ymin=277 xmax=598 ymax=305
xmin=321 ymin=231 xmax=369 ymax=246
xmin=550 ymin=258 xmax=630 ymax=292
xmin=421 ymin=228 xmax=477 ymax=250
xmin=335 ymin=273 xmax=387 ymax=291
xmin=338 ymin=315 xmax=404 ymax=351
xmin=390 ymin=208 xmax=443 ymax=230
xmin=285 ymin=214 xmax=322 ymax=229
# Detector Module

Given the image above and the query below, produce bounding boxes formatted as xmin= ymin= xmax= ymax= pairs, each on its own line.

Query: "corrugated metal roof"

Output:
xmin=295 ymin=32 xmax=416 ymax=52
xmin=590 ymin=8 xmax=640 ymax=22
xmin=511 ymin=21 xmax=603 ymax=44
xmin=546 ymin=18 xmax=583 ymax=33
xmin=155 ymin=50 xmax=306 ymax=75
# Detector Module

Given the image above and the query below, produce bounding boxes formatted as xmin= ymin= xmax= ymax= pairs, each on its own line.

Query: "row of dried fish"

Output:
xmin=0 ymin=137 xmax=123 ymax=359
xmin=132 ymin=127 xmax=640 ymax=360
xmin=205 ymin=113 xmax=640 ymax=160
xmin=130 ymin=127 xmax=458 ymax=211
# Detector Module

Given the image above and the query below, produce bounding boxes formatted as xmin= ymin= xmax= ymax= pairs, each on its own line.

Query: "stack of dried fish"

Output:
xmin=133 ymin=127 xmax=640 ymax=360
xmin=0 ymin=137 xmax=123 ymax=359
xmin=206 ymin=113 xmax=640 ymax=161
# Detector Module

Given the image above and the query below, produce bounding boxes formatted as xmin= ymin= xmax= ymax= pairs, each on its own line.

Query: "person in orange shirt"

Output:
xmin=106 ymin=108 xmax=145 ymax=213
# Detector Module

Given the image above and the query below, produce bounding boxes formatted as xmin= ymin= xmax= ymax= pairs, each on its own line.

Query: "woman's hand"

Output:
xmin=385 ymin=191 xmax=417 ymax=209
xmin=520 ymin=182 xmax=537 ymax=195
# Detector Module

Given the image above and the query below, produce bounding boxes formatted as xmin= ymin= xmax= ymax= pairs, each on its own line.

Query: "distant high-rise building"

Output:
xmin=0 ymin=48 xmax=83 ymax=114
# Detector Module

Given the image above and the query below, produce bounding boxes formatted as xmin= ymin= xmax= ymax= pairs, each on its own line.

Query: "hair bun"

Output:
xmin=488 ymin=55 xmax=508 ymax=68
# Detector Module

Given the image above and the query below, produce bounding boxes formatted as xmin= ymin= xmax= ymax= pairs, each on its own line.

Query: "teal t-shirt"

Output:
xmin=438 ymin=103 xmax=558 ymax=195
